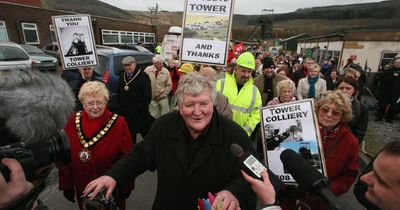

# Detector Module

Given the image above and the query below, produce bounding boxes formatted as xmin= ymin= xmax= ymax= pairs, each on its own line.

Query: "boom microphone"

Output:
xmin=280 ymin=149 xmax=352 ymax=210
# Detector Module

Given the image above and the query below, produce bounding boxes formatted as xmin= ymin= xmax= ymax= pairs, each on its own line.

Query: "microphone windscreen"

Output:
xmin=280 ymin=149 xmax=323 ymax=192
xmin=230 ymin=143 xmax=243 ymax=158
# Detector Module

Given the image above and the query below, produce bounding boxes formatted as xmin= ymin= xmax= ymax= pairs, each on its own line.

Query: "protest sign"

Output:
xmin=260 ymin=99 xmax=326 ymax=183
xmin=180 ymin=0 xmax=234 ymax=65
xmin=52 ymin=14 xmax=98 ymax=69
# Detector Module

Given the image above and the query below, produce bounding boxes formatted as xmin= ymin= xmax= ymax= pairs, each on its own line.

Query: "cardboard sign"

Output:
xmin=180 ymin=0 xmax=234 ymax=65
xmin=52 ymin=15 xmax=98 ymax=69
xmin=260 ymin=99 xmax=327 ymax=184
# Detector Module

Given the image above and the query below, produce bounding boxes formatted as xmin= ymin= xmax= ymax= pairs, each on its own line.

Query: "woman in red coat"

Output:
xmin=58 ymin=81 xmax=134 ymax=210
xmin=281 ymin=90 xmax=359 ymax=210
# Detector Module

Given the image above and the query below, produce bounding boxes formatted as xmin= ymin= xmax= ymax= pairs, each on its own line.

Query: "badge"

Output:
xmin=79 ymin=149 xmax=91 ymax=162
xmin=124 ymin=85 xmax=129 ymax=91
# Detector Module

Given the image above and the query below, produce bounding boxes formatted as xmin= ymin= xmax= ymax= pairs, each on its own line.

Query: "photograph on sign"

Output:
xmin=180 ymin=0 xmax=234 ymax=65
xmin=260 ymin=99 xmax=326 ymax=183
xmin=52 ymin=15 xmax=98 ymax=69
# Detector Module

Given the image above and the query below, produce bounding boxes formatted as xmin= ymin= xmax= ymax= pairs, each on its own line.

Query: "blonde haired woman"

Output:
xmin=296 ymin=63 xmax=327 ymax=100
xmin=267 ymin=80 xmax=296 ymax=106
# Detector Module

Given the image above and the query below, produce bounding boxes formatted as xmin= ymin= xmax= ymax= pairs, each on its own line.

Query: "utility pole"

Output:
xmin=148 ymin=3 xmax=159 ymax=43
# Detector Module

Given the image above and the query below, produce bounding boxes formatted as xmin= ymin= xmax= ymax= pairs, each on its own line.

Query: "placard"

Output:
xmin=260 ymin=99 xmax=327 ymax=183
xmin=180 ymin=0 xmax=234 ymax=65
xmin=52 ymin=14 xmax=98 ymax=69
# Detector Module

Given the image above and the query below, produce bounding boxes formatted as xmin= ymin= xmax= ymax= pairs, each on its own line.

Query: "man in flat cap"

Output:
xmin=112 ymin=56 xmax=154 ymax=144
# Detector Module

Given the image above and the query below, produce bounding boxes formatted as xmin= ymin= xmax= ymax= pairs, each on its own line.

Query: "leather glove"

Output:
xmin=63 ymin=189 xmax=75 ymax=203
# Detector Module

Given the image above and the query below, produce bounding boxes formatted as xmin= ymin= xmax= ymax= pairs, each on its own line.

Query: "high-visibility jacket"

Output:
xmin=216 ymin=73 xmax=261 ymax=136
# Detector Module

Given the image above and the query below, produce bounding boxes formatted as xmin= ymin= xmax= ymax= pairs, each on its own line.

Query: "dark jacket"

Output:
xmin=292 ymin=66 xmax=308 ymax=87
xmin=378 ymin=66 xmax=400 ymax=100
xmin=253 ymin=73 xmax=285 ymax=106
xmin=111 ymin=69 xmax=153 ymax=133
xmin=107 ymin=110 xmax=257 ymax=210
xmin=348 ymin=100 xmax=369 ymax=143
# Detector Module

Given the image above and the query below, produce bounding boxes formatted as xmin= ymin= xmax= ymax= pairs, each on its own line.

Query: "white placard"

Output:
xmin=52 ymin=15 xmax=98 ymax=69
xmin=260 ymin=99 xmax=327 ymax=184
xmin=180 ymin=0 xmax=234 ymax=65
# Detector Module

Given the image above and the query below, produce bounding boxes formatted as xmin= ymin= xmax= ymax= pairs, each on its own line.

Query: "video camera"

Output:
xmin=0 ymin=130 xmax=70 ymax=181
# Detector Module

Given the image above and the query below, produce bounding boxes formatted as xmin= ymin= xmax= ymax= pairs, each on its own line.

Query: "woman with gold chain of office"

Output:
xmin=57 ymin=81 xmax=134 ymax=210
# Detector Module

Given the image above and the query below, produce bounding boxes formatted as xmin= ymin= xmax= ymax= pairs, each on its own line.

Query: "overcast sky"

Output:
xmin=99 ymin=0 xmax=382 ymax=15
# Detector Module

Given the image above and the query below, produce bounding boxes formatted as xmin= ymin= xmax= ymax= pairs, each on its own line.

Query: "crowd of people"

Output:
xmin=1 ymin=44 xmax=399 ymax=210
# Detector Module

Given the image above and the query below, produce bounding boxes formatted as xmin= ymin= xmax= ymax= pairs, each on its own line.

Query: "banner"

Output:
xmin=260 ymin=99 xmax=327 ymax=184
xmin=180 ymin=0 xmax=234 ymax=65
xmin=52 ymin=14 xmax=98 ymax=69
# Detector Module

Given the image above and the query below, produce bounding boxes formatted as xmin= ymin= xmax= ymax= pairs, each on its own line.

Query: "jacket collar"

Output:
xmin=167 ymin=110 xmax=222 ymax=176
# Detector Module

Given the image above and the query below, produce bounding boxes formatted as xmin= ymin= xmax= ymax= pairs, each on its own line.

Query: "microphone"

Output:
xmin=230 ymin=143 xmax=267 ymax=180
xmin=280 ymin=149 xmax=352 ymax=210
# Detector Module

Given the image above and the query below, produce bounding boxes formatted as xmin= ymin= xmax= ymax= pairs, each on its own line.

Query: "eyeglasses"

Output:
xmin=319 ymin=106 xmax=342 ymax=118
xmin=85 ymin=101 xmax=106 ymax=107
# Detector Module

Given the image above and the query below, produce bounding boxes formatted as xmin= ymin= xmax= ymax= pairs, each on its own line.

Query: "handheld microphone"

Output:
xmin=230 ymin=143 xmax=267 ymax=180
xmin=280 ymin=149 xmax=353 ymax=210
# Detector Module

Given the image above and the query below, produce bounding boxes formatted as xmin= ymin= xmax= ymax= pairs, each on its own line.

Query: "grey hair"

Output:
xmin=78 ymin=81 xmax=110 ymax=103
xmin=276 ymin=79 xmax=296 ymax=96
xmin=153 ymin=54 xmax=164 ymax=63
xmin=175 ymin=72 xmax=216 ymax=106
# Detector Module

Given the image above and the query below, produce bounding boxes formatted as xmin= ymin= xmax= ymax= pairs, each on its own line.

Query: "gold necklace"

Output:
xmin=123 ymin=70 xmax=141 ymax=91
xmin=74 ymin=111 xmax=118 ymax=162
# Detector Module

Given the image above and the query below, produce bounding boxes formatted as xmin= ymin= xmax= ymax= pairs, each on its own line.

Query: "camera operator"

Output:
xmin=0 ymin=67 xmax=75 ymax=209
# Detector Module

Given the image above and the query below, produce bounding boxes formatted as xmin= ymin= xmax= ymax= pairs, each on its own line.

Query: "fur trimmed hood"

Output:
xmin=0 ymin=69 xmax=75 ymax=143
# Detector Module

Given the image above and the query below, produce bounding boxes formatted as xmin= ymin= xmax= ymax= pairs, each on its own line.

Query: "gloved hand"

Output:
xmin=63 ymin=189 xmax=75 ymax=203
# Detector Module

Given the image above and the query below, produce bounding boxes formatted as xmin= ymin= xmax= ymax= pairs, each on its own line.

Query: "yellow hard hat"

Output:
xmin=236 ymin=52 xmax=255 ymax=70
xmin=179 ymin=63 xmax=194 ymax=74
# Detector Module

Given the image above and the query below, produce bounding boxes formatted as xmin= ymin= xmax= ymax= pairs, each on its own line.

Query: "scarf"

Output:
xmin=263 ymin=76 xmax=274 ymax=103
xmin=307 ymin=76 xmax=319 ymax=98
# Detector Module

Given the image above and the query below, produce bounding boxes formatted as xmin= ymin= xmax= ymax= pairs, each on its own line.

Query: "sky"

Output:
xmin=99 ymin=0 xmax=382 ymax=15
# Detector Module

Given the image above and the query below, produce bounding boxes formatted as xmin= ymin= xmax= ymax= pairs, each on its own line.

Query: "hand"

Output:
xmin=83 ymin=176 xmax=116 ymax=200
xmin=211 ymin=190 xmax=241 ymax=210
xmin=63 ymin=189 xmax=75 ymax=203
xmin=241 ymin=170 xmax=276 ymax=205
xmin=0 ymin=158 xmax=33 ymax=209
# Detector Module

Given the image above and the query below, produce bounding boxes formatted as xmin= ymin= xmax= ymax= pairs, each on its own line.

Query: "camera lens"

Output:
xmin=27 ymin=130 xmax=71 ymax=168
xmin=47 ymin=130 xmax=71 ymax=164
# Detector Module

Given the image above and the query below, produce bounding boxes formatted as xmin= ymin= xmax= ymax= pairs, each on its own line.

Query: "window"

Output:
xmin=49 ymin=25 xmax=57 ymax=44
xmin=0 ymin=21 xmax=9 ymax=41
xmin=379 ymin=51 xmax=400 ymax=70
xmin=102 ymin=29 xmax=155 ymax=45
xmin=22 ymin=22 xmax=40 ymax=44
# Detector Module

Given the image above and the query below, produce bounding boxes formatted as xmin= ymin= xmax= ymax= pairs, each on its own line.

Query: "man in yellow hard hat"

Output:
xmin=216 ymin=52 xmax=262 ymax=137
xmin=178 ymin=63 xmax=194 ymax=75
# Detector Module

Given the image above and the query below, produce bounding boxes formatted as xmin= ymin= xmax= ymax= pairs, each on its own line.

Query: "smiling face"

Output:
xmin=279 ymin=87 xmax=293 ymax=102
xmin=179 ymin=89 xmax=213 ymax=139
xmin=360 ymin=152 xmax=400 ymax=210
xmin=82 ymin=94 xmax=106 ymax=119
xmin=317 ymin=103 xmax=342 ymax=130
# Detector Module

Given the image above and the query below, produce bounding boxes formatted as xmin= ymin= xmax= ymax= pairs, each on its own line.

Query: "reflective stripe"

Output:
xmin=230 ymin=86 xmax=258 ymax=114
xmin=243 ymin=124 xmax=253 ymax=134
xmin=230 ymin=104 xmax=251 ymax=113
xmin=248 ymin=86 xmax=257 ymax=111
xmin=220 ymin=78 xmax=225 ymax=93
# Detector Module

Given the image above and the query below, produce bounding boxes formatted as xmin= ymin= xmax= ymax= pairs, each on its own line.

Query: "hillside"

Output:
xmin=42 ymin=0 xmax=400 ymax=39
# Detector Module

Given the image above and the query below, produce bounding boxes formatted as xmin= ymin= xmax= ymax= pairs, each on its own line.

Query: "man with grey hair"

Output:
xmin=112 ymin=56 xmax=153 ymax=144
xmin=144 ymin=55 xmax=172 ymax=118
xmin=83 ymin=72 xmax=257 ymax=210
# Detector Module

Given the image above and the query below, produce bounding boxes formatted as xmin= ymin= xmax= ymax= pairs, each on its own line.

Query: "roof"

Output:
xmin=297 ymin=33 xmax=344 ymax=42
xmin=280 ymin=33 xmax=309 ymax=42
